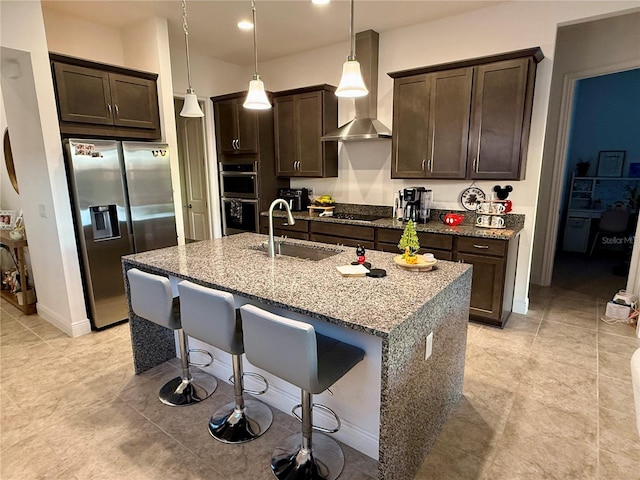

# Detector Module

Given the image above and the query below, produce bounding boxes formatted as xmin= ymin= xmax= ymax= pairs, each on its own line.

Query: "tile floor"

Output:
xmin=1 ymin=286 xmax=639 ymax=479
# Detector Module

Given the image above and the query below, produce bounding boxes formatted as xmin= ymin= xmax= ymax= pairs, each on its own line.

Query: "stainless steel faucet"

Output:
xmin=267 ymin=199 xmax=295 ymax=258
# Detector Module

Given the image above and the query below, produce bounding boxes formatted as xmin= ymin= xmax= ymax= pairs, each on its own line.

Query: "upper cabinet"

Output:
xmin=391 ymin=68 xmax=472 ymax=179
xmin=50 ymin=54 xmax=161 ymax=140
xmin=273 ymin=85 xmax=338 ymax=178
xmin=389 ymin=47 xmax=543 ymax=181
xmin=214 ymin=96 xmax=259 ymax=155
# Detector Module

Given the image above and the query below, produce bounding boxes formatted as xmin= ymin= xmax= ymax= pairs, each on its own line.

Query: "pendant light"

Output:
xmin=335 ymin=0 xmax=368 ymax=98
xmin=179 ymin=0 xmax=204 ymax=117
xmin=243 ymin=0 xmax=271 ymax=110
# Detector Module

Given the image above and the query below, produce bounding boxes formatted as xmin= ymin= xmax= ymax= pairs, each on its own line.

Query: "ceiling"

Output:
xmin=40 ymin=0 xmax=507 ymax=66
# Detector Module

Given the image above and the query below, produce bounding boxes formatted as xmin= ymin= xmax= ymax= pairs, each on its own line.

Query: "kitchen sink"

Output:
xmin=254 ymin=242 xmax=343 ymax=261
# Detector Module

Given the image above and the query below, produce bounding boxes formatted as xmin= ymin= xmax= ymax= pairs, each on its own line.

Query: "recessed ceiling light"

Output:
xmin=312 ymin=0 xmax=330 ymax=5
xmin=238 ymin=20 xmax=254 ymax=30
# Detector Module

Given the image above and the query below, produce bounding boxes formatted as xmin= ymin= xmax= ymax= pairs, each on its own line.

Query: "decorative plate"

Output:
xmin=460 ymin=187 xmax=486 ymax=211
xmin=393 ymin=255 xmax=438 ymax=272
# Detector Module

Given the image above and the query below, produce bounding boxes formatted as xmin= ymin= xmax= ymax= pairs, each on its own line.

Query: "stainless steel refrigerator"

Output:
xmin=64 ymin=139 xmax=178 ymax=329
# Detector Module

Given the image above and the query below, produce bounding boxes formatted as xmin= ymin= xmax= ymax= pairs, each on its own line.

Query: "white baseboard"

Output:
xmin=512 ymin=296 xmax=529 ymax=315
xmin=186 ymin=344 xmax=380 ymax=460
xmin=36 ymin=302 xmax=91 ymax=337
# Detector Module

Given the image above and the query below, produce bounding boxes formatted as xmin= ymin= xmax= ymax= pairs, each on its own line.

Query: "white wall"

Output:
xmin=41 ymin=6 xmax=124 ymax=65
xmin=257 ymin=0 xmax=638 ymax=314
xmin=1 ymin=1 xmax=90 ymax=336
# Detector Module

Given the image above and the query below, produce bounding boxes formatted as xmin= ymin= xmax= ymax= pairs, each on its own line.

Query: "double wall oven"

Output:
xmin=220 ymin=162 xmax=260 ymax=235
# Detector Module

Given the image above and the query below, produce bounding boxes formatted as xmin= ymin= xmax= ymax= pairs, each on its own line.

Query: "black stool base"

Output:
xmin=271 ymin=433 xmax=344 ymax=480
xmin=209 ymin=399 xmax=273 ymax=443
xmin=158 ymin=371 xmax=217 ymax=407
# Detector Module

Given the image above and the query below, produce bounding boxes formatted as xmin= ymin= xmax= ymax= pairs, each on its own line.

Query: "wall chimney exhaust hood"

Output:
xmin=322 ymin=30 xmax=391 ymax=142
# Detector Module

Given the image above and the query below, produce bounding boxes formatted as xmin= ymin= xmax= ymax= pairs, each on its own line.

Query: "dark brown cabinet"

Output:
xmin=214 ymin=96 xmax=259 ymax=155
xmin=375 ymin=228 xmax=453 ymax=260
xmin=309 ymin=222 xmax=374 ymax=249
xmin=51 ymin=55 xmax=160 ymax=139
xmin=259 ymin=217 xmax=309 ymax=240
xmin=467 ymin=58 xmax=535 ymax=180
xmin=454 ymin=236 xmax=519 ymax=327
xmin=274 ymin=85 xmax=338 ymax=178
xmin=391 ymin=68 xmax=471 ymax=179
xmin=389 ymin=47 xmax=542 ymax=181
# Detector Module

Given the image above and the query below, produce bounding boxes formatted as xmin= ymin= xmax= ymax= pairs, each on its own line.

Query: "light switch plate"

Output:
xmin=425 ymin=332 xmax=433 ymax=360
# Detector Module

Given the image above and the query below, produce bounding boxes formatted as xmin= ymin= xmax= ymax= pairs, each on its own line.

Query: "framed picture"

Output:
xmin=596 ymin=150 xmax=625 ymax=177
xmin=0 ymin=210 xmax=16 ymax=230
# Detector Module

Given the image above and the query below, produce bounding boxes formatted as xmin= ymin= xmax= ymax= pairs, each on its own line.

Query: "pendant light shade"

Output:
xmin=244 ymin=0 xmax=271 ymax=110
xmin=244 ymin=75 xmax=271 ymax=110
xmin=181 ymin=90 xmax=204 ymax=117
xmin=335 ymin=60 xmax=368 ymax=98
xmin=180 ymin=0 xmax=204 ymax=118
xmin=336 ymin=0 xmax=368 ymax=98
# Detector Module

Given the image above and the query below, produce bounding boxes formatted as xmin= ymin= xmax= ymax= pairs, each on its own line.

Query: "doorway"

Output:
xmin=174 ymin=97 xmax=210 ymax=242
xmin=552 ymin=69 xmax=640 ymax=300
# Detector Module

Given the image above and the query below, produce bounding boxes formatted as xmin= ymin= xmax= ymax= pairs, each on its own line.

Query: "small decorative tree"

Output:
xmin=398 ymin=220 xmax=420 ymax=263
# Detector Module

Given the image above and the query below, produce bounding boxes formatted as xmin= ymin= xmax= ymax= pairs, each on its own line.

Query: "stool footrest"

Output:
xmin=229 ymin=371 xmax=269 ymax=395
xmin=188 ymin=348 xmax=213 ymax=368
xmin=291 ymin=403 xmax=341 ymax=434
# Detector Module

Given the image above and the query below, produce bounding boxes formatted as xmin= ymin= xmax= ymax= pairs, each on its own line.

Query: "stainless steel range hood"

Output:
xmin=322 ymin=30 xmax=391 ymax=142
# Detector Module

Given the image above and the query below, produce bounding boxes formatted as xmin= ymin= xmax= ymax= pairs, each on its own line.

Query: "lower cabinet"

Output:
xmin=376 ymin=229 xmax=453 ymax=260
xmin=259 ymin=218 xmax=309 ymax=240
xmin=310 ymin=222 xmax=374 ymax=249
xmin=453 ymin=236 xmax=519 ymax=327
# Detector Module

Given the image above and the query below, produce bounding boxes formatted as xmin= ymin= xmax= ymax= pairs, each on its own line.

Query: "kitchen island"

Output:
xmin=122 ymin=232 xmax=472 ymax=480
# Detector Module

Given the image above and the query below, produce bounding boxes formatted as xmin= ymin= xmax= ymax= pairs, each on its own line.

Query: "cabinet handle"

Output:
xmin=474 ymin=127 xmax=482 ymax=172
xmin=473 ymin=157 xmax=478 ymax=172
xmin=473 ymin=244 xmax=489 ymax=249
xmin=421 ymin=159 xmax=426 ymax=171
xmin=429 ymin=123 xmax=435 ymax=171
xmin=107 ymin=103 xmax=112 ymax=117
xmin=114 ymin=104 xmax=119 ymax=116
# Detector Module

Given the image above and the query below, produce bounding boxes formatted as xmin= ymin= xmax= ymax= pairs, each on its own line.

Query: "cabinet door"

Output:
xmin=53 ymin=62 xmax=113 ymax=125
xmin=468 ymin=58 xmax=530 ymax=180
xmin=236 ymin=101 xmax=259 ymax=154
xmin=109 ymin=74 xmax=159 ymax=129
xmin=274 ymin=95 xmax=298 ymax=175
xmin=455 ymin=251 xmax=505 ymax=323
xmin=215 ymin=99 xmax=258 ymax=155
xmin=297 ymin=92 xmax=324 ymax=176
xmin=391 ymin=74 xmax=430 ymax=178
xmin=428 ymin=68 xmax=472 ymax=179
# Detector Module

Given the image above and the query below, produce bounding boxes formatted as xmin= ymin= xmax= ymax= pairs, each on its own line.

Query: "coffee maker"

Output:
xmin=403 ymin=187 xmax=432 ymax=223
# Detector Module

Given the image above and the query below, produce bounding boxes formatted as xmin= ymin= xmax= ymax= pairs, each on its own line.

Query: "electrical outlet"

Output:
xmin=425 ymin=332 xmax=433 ymax=360
xmin=38 ymin=203 xmax=47 ymax=218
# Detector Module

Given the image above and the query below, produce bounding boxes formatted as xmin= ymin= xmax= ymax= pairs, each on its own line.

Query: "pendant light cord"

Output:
xmin=182 ymin=0 xmax=194 ymax=91
xmin=348 ymin=0 xmax=355 ymax=61
xmin=252 ymin=0 xmax=259 ymax=77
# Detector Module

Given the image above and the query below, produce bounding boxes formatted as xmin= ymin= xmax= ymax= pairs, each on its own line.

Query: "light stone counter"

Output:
xmin=122 ymin=232 xmax=472 ymax=480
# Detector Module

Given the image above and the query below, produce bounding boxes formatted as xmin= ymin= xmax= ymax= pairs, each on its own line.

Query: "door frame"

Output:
xmin=174 ymin=95 xmax=221 ymax=240
xmin=539 ymin=59 xmax=640 ymax=292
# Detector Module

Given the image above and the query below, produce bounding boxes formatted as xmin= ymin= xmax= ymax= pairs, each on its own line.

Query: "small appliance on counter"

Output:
xmin=403 ymin=187 xmax=432 ymax=223
xmin=277 ymin=188 xmax=310 ymax=212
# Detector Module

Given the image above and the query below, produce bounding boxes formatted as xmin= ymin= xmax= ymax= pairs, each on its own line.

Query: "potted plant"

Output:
xmin=398 ymin=220 xmax=420 ymax=264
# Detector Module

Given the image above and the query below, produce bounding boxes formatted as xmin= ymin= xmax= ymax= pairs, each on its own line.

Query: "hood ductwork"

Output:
xmin=322 ymin=30 xmax=391 ymax=142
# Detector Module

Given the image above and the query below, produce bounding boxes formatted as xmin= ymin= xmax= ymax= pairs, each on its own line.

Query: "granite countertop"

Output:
xmin=122 ymin=232 xmax=471 ymax=338
xmin=263 ymin=205 xmax=524 ymax=240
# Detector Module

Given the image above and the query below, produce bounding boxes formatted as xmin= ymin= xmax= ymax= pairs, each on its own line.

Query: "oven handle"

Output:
xmin=221 ymin=197 xmax=259 ymax=203
xmin=219 ymin=171 xmax=257 ymax=177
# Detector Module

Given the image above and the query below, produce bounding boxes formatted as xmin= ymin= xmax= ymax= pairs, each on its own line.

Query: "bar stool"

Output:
xmin=126 ymin=268 xmax=217 ymax=406
xmin=177 ymin=280 xmax=273 ymax=443
xmin=240 ymin=304 xmax=365 ymax=480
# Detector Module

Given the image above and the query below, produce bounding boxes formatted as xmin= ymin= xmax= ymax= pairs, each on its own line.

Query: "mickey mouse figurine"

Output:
xmin=356 ymin=244 xmax=366 ymax=264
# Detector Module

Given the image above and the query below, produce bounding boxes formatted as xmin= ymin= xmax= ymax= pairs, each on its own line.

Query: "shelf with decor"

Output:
xmin=0 ymin=231 xmax=36 ymax=315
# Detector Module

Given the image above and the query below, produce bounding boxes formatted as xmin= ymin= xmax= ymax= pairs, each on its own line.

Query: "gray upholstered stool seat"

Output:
xmin=240 ymin=304 xmax=365 ymax=480
xmin=126 ymin=268 xmax=217 ymax=406
xmin=178 ymin=280 xmax=273 ymax=443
